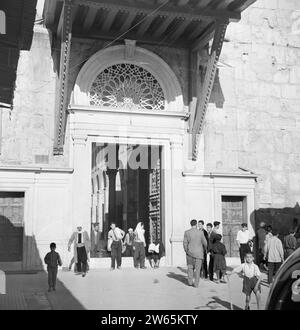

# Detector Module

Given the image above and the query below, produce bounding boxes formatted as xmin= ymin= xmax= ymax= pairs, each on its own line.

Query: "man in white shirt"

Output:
xmin=264 ymin=228 xmax=284 ymax=284
xmin=236 ymin=223 xmax=252 ymax=264
xmin=108 ymin=223 xmax=125 ymax=270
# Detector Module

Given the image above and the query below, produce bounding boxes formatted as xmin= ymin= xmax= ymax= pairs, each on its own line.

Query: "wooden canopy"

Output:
xmin=44 ymin=0 xmax=255 ymax=49
xmin=43 ymin=0 xmax=256 ymax=158
xmin=0 ymin=0 xmax=37 ymax=107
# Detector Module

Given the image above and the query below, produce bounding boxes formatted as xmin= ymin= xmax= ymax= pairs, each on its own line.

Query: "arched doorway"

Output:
xmin=71 ymin=45 xmax=185 ymax=265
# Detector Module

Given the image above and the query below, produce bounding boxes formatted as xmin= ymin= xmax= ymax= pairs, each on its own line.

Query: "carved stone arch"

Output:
xmin=72 ymin=46 xmax=184 ymax=112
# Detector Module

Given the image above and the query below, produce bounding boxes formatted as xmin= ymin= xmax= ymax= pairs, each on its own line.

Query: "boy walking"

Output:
xmin=227 ymin=252 xmax=262 ymax=310
xmin=44 ymin=242 xmax=62 ymax=292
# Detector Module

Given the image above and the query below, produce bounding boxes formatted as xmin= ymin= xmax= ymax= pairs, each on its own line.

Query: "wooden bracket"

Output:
xmin=191 ymin=19 xmax=228 ymax=161
xmin=53 ymin=0 xmax=73 ymax=155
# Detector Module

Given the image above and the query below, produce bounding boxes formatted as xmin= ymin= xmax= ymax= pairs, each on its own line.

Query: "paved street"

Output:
xmin=0 ymin=266 xmax=269 ymax=310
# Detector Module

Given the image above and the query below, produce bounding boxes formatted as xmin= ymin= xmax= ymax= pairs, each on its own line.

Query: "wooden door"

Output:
xmin=222 ymin=196 xmax=246 ymax=257
xmin=0 ymin=192 xmax=24 ymax=261
xmin=149 ymin=146 xmax=161 ymax=244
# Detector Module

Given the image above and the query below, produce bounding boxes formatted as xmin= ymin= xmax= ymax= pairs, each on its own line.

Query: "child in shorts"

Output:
xmin=227 ymin=252 xmax=262 ymax=310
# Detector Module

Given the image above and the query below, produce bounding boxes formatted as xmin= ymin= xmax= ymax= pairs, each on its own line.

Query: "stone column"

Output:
xmin=103 ymin=179 xmax=109 ymax=239
xmin=169 ymin=139 xmax=185 ymax=266
xmin=107 ymin=169 xmax=118 ymax=225
xmin=72 ymin=135 xmax=90 ymax=232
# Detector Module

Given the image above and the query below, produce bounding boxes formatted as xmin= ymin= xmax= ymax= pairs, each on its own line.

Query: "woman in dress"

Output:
xmin=211 ymin=234 xmax=227 ymax=283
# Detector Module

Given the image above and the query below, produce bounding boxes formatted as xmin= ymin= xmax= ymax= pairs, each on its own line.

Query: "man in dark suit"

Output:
xmin=206 ymin=222 xmax=218 ymax=281
xmin=198 ymin=220 xmax=208 ymax=279
xmin=183 ymin=219 xmax=207 ymax=288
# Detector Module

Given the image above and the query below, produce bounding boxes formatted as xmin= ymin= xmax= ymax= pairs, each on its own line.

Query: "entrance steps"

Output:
xmin=89 ymin=257 xmax=239 ymax=269
xmin=89 ymin=257 xmax=167 ymax=269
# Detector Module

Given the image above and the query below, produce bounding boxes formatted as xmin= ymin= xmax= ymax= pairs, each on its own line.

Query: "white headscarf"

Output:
xmin=134 ymin=222 xmax=145 ymax=245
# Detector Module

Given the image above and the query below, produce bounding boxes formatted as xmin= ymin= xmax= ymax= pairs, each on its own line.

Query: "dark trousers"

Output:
xmin=239 ymin=243 xmax=251 ymax=263
xmin=47 ymin=266 xmax=58 ymax=289
xmin=133 ymin=242 xmax=145 ymax=268
xmin=268 ymin=262 xmax=282 ymax=284
xmin=125 ymin=244 xmax=133 ymax=257
xmin=187 ymin=255 xmax=202 ymax=287
xmin=77 ymin=246 xmax=87 ymax=273
xmin=201 ymin=251 xmax=208 ymax=278
xmin=258 ymin=248 xmax=266 ymax=266
xmin=111 ymin=240 xmax=122 ymax=269
xmin=208 ymin=253 xmax=214 ymax=281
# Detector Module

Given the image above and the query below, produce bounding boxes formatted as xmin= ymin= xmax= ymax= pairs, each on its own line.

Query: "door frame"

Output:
xmin=85 ymin=135 xmax=172 ymax=266
xmin=0 ymin=188 xmax=28 ymax=271
xmin=213 ymin=182 xmax=255 ymax=265
xmin=221 ymin=195 xmax=248 ymax=258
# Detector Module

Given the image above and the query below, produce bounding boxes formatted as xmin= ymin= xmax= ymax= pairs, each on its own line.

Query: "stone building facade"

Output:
xmin=0 ymin=0 xmax=299 ymax=270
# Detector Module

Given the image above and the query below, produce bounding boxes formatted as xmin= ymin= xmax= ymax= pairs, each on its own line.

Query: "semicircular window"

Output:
xmin=89 ymin=63 xmax=165 ymax=111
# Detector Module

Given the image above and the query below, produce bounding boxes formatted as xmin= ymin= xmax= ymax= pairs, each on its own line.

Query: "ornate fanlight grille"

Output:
xmin=89 ymin=63 xmax=165 ymax=111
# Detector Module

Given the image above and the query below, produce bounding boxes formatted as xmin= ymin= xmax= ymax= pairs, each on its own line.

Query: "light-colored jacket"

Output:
xmin=68 ymin=231 xmax=91 ymax=263
xmin=183 ymin=228 xmax=207 ymax=259
xmin=264 ymin=236 xmax=284 ymax=263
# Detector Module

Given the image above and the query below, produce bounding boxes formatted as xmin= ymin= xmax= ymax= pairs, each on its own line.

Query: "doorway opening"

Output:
xmin=0 ymin=192 xmax=24 ymax=262
xmin=222 ymin=196 xmax=247 ymax=258
xmin=90 ymin=143 xmax=164 ymax=258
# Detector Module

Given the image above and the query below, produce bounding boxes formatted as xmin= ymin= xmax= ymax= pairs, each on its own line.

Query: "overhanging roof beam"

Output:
xmin=136 ymin=15 xmax=155 ymax=36
xmin=83 ymin=6 xmax=98 ymax=32
xmin=102 ymin=9 xmax=118 ymax=33
xmin=120 ymin=12 xmax=136 ymax=32
xmin=153 ymin=16 xmax=174 ymax=37
xmin=74 ymin=0 xmax=241 ymax=22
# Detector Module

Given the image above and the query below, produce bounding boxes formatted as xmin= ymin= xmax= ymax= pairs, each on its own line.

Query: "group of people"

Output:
xmin=43 ymin=217 xmax=299 ymax=310
xmin=183 ymin=219 xmax=263 ymax=309
xmin=256 ymin=221 xmax=299 ymax=284
xmin=183 ymin=219 xmax=227 ymax=288
xmin=43 ymin=222 xmax=165 ymax=291
xmin=108 ymin=222 xmax=165 ymax=270
xmin=183 ymin=218 xmax=300 ymax=310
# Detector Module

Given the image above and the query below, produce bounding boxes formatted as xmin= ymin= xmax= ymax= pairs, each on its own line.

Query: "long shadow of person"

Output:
xmin=177 ymin=266 xmax=188 ymax=275
xmin=209 ymin=296 xmax=243 ymax=310
xmin=166 ymin=272 xmax=190 ymax=286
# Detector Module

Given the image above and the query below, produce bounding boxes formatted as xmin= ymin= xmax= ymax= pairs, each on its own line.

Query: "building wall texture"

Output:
xmin=0 ymin=0 xmax=300 ymax=252
xmin=203 ymin=0 xmax=300 ymax=230
xmin=0 ymin=25 xmax=69 ymax=168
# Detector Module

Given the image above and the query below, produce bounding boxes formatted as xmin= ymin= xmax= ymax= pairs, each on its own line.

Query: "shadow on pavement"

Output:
xmin=166 ymin=272 xmax=190 ymax=286
xmin=0 ymin=226 xmax=86 ymax=310
xmin=210 ymin=296 xmax=243 ymax=310
xmin=177 ymin=266 xmax=187 ymax=274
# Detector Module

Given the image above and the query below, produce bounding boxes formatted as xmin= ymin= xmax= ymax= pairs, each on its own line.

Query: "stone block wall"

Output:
xmin=203 ymin=0 xmax=300 ymax=228
xmin=0 ymin=25 xmax=69 ymax=168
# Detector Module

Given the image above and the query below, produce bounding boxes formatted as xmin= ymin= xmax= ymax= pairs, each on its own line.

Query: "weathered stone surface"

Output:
xmin=204 ymin=0 xmax=300 ymax=213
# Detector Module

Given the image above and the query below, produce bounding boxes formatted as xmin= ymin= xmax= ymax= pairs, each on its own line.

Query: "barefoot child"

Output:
xmin=44 ymin=242 xmax=62 ymax=292
xmin=227 ymin=252 xmax=262 ymax=310
xmin=211 ymin=234 xmax=227 ymax=283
